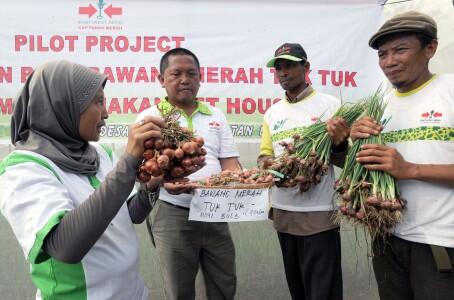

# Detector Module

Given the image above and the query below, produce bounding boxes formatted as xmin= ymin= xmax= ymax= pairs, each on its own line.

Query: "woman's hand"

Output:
xmin=127 ymin=116 xmax=166 ymax=159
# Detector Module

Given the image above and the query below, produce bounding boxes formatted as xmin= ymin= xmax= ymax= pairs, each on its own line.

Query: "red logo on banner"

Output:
xmin=77 ymin=1 xmax=124 ymax=31
xmin=78 ymin=1 xmax=123 ymax=19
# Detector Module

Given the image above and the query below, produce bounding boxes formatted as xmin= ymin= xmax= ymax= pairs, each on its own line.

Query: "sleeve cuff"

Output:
xmin=331 ymin=140 xmax=349 ymax=153
xmin=141 ymin=185 xmax=160 ymax=207
xmin=27 ymin=210 xmax=68 ymax=264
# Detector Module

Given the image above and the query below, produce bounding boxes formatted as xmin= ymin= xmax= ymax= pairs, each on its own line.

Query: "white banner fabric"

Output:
xmin=0 ymin=0 xmax=384 ymax=143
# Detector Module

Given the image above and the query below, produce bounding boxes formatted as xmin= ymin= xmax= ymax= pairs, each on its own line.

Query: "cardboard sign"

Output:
xmin=189 ymin=187 xmax=270 ymax=222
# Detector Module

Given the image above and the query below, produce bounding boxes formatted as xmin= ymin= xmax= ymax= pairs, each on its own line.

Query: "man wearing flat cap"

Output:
xmin=258 ymin=43 xmax=350 ymax=300
xmin=351 ymin=11 xmax=454 ymax=300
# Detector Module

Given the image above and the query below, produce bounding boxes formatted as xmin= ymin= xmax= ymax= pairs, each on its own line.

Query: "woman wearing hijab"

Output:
xmin=0 ymin=60 xmax=165 ymax=300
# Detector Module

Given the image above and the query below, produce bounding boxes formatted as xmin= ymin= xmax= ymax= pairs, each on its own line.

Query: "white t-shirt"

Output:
xmin=382 ymin=74 xmax=454 ymax=247
xmin=136 ymin=99 xmax=239 ymax=208
xmin=260 ymin=90 xmax=341 ymax=212
xmin=0 ymin=144 xmax=148 ymax=300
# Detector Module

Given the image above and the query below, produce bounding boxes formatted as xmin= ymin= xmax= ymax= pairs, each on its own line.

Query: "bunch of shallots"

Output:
xmin=335 ymin=90 xmax=405 ymax=238
xmin=197 ymin=168 xmax=274 ymax=187
xmin=137 ymin=108 xmax=206 ymax=182
xmin=263 ymin=102 xmax=365 ymax=193
xmin=262 ymin=138 xmax=327 ymax=192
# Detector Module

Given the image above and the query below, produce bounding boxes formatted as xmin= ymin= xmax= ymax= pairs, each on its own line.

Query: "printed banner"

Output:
xmin=189 ymin=188 xmax=270 ymax=222
xmin=0 ymin=0 xmax=384 ymax=143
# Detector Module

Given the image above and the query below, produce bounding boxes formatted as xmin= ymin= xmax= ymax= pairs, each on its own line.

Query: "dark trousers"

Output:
xmin=373 ymin=235 xmax=454 ymax=300
xmin=277 ymin=228 xmax=343 ymax=300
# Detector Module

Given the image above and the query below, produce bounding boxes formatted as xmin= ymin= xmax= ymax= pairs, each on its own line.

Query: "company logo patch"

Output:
xmin=420 ymin=109 xmax=443 ymax=124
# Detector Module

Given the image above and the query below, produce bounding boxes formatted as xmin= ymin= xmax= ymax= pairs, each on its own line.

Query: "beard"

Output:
xmin=179 ymin=96 xmax=196 ymax=105
xmin=391 ymin=80 xmax=406 ymax=90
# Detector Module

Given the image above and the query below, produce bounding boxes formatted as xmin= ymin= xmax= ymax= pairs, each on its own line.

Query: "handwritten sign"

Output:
xmin=189 ymin=187 xmax=270 ymax=222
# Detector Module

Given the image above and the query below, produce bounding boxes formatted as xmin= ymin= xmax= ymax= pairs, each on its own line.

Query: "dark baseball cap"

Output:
xmin=266 ymin=43 xmax=307 ymax=67
xmin=369 ymin=11 xmax=437 ymax=49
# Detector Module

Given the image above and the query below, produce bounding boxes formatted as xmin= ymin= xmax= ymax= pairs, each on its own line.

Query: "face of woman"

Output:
xmin=79 ymin=87 xmax=108 ymax=142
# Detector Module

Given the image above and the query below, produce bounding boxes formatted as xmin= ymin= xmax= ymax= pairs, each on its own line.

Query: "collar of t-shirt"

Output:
xmin=285 ymin=85 xmax=314 ymax=104
xmin=158 ymin=97 xmax=213 ymax=130
xmin=393 ymin=74 xmax=437 ymax=98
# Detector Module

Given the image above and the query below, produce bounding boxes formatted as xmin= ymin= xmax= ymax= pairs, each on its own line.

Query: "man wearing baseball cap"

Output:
xmin=351 ymin=11 xmax=454 ymax=299
xmin=258 ymin=43 xmax=350 ymax=300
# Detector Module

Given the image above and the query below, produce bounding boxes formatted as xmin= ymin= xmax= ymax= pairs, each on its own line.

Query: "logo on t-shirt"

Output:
xmin=420 ymin=109 xmax=443 ymax=124
xmin=208 ymin=121 xmax=221 ymax=131
xmin=273 ymin=119 xmax=288 ymax=131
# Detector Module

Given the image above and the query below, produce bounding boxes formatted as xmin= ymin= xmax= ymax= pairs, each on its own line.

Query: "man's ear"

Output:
xmin=304 ymin=62 xmax=311 ymax=83
xmin=158 ymin=74 xmax=165 ymax=88
xmin=425 ymin=39 xmax=438 ymax=60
